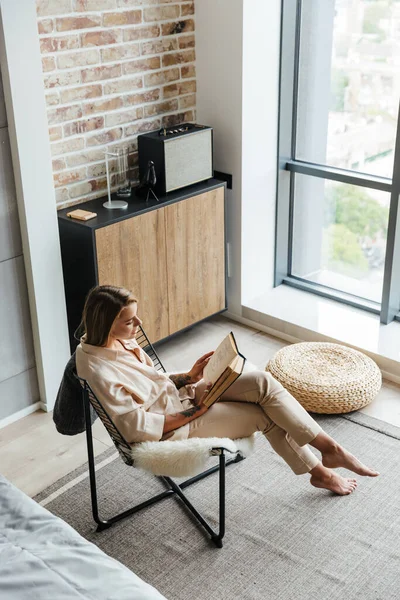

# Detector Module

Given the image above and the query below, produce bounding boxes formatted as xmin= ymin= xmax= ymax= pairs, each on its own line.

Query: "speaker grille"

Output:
xmin=164 ymin=129 xmax=212 ymax=192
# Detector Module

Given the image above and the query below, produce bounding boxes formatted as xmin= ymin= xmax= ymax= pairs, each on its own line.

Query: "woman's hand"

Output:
xmin=188 ymin=351 xmax=214 ymax=383
xmin=163 ymin=383 xmax=213 ymax=434
xmin=197 ymin=383 xmax=213 ymax=412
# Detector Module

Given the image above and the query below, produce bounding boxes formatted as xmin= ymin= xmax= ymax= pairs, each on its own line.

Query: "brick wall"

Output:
xmin=36 ymin=0 xmax=196 ymax=208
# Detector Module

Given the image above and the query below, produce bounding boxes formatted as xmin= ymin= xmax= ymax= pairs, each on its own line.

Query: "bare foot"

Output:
xmin=322 ymin=445 xmax=379 ymax=477
xmin=310 ymin=470 xmax=358 ymax=495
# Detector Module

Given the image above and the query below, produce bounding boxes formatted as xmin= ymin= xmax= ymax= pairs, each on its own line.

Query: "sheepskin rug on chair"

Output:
xmin=130 ymin=435 xmax=256 ymax=478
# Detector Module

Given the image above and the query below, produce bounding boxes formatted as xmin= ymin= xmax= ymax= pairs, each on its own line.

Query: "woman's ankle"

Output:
xmin=309 ymin=432 xmax=339 ymax=454
xmin=309 ymin=462 xmax=332 ymax=480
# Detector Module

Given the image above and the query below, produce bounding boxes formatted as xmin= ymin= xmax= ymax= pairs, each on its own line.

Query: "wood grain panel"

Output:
xmin=165 ymin=187 xmax=225 ymax=335
xmin=95 ymin=208 xmax=169 ymax=343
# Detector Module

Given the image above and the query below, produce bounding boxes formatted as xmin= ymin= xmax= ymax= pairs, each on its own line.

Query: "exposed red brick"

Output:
xmin=179 ymin=93 xmax=196 ymax=109
xmin=49 ymin=125 xmax=63 ymax=141
xmin=40 ymin=34 xmax=79 ymax=53
xmin=68 ymin=177 xmax=107 ymax=199
xmin=163 ymin=79 xmax=196 ymax=98
xmin=37 ymin=0 xmax=72 ymax=17
xmin=81 ymin=64 xmax=121 ymax=83
xmin=122 ymin=56 xmax=160 ymax=75
xmin=123 ymin=24 xmax=160 ymax=42
xmin=51 ymin=137 xmax=85 ymax=156
xmin=81 ymin=29 xmax=122 ymax=46
xmin=57 ymin=49 xmax=99 ymax=69
xmin=144 ymin=99 xmax=178 ymax=118
xmin=85 ymin=128 xmax=123 ymax=147
xmin=144 ymin=6 xmax=179 ymax=22
xmin=144 ymin=68 xmax=179 ymax=87
xmin=52 ymin=158 xmax=66 ymax=171
xmin=101 ymin=43 xmax=140 ymax=63
xmin=161 ymin=110 xmax=194 ymax=127
xmin=90 ymin=177 xmax=107 ymax=191
xmin=103 ymin=76 xmax=143 ymax=95
xmin=87 ymin=163 xmax=108 ymax=178
xmin=141 ymin=38 xmax=178 ymax=56
xmin=124 ymin=118 xmax=161 ymax=138
xmin=46 ymin=92 xmax=60 ymax=106
xmin=66 ymin=148 xmax=108 ymax=167
xmin=179 ymin=34 xmax=195 ymax=49
xmin=47 ymin=105 xmax=83 ymax=125
xmin=60 ymin=84 xmax=102 ymax=103
xmin=42 ymin=56 xmax=56 ymax=72
xmin=64 ymin=117 xmax=104 ymax=137
xmin=56 ymin=15 xmax=102 ymax=32
xmin=55 ymin=188 xmax=70 ymax=203
xmin=68 ymin=182 xmax=92 ymax=198
xmin=54 ymin=167 xmax=87 ymax=187
xmin=124 ymin=89 xmax=160 ymax=106
xmin=74 ymin=0 xmax=117 ymax=10
xmin=162 ymin=50 xmax=195 ymax=67
xmin=161 ymin=19 xmax=194 ymax=36
xmin=181 ymin=64 xmax=196 ymax=79
xmin=103 ymin=10 xmax=141 ymax=27
xmin=38 ymin=19 xmax=53 ymax=34
xmin=181 ymin=2 xmax=194 ymax=16
xmin=105 ymin=107 xmax=143 ymax=126
xmin=83 ymin=97 xmax=124 ymax=115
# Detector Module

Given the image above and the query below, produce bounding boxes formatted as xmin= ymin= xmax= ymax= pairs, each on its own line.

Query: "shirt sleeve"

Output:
xmin=89 ymin=378 xmax=165 ymax=444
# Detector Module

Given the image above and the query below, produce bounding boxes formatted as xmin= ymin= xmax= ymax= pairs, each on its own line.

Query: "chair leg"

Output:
xmin=84 ymin=394 xmax=239 ymax=545
xmin=83 ymin=388 xmax=174 ymax=531
xmin=161 ymin=451 xmax=227 ymax=548
xmin=83 ymin=388 xmax=108 ymax=530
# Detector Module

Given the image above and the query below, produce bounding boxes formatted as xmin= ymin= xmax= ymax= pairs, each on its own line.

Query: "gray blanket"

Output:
xmin=0 ymin=474 xmax=166 ymax=599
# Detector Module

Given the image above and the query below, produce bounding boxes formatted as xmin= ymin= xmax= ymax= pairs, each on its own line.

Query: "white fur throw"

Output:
xmin=130 ymin=435 xmax=256 ymax=478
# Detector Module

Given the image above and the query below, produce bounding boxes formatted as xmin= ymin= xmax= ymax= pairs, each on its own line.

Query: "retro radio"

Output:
xmin=138 ymin=123 xmax=213 ymax=196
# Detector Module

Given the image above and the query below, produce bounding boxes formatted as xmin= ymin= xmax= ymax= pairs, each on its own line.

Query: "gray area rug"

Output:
xmin=35 ymin=413 xmax=400 ymax=600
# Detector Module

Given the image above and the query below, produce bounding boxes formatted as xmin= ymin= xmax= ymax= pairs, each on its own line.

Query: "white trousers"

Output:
xmin=188 ymin=371 xmax=322 ymax=475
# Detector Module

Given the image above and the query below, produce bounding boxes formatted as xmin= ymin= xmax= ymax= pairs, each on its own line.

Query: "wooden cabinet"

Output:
xmin=95 ymin=206 xmax=170 ymax=343
xmin=165 ymin=188 xmax=225 ymax=335
xmin=58 ymin=180 xmax=226 ymax=350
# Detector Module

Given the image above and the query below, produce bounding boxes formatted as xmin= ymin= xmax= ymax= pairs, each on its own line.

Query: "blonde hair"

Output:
xmin=79 ymin=285 xmax=137 ymax=347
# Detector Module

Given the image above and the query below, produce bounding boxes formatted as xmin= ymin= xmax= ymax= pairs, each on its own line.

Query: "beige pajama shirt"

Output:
xmin=76 ymin=338 xmax=322 ymax=475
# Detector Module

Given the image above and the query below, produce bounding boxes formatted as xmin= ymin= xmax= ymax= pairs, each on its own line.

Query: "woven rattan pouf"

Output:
xmin=266 ymin=342 xmax=382 ymax=414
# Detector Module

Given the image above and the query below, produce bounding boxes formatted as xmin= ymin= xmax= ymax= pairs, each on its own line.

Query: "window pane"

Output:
xmin=296 ymin=0 xmax=399 ymax=179
xmin=291 ymin=174 xmax=390 ymax=303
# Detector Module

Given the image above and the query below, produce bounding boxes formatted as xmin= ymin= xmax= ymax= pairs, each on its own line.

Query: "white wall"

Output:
xmin=241 ymin=0 xmax=281 ymax=306
xmin=195 ymin=0 xmax=244 ymax=316
xmin=196 ymin=0 xmax=281 ymax=314
xmin=0 ymin=96 xmax=40 ymax=421
xmin=0 ymin=0 xmax=70 ymax=417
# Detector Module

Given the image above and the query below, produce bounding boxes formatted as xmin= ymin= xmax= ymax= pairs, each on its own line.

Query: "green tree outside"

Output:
xmin=325 ymin=185 xmax=388 ymax=238
xmin=322 ymin=223 xmax=369 ymax=274
xmin=322 ymin=184 xmax=388 ymax=276
xmin=330 ymin=69 xmax=349 ymax=112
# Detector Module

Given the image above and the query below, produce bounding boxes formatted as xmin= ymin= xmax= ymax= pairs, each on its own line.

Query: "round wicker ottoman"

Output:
xmin=266 ymin=342 xmax=382 ymax=414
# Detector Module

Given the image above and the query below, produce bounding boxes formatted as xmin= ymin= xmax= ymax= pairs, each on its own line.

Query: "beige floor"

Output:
xmin=1 ymin=314 xmax=399 ymax=498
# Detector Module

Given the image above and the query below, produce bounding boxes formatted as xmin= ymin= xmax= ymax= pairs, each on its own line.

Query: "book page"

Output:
xmin=203 ymin=355 xmax=245 ymax=407
xmin=203 ymin=332 xmax=238 ymax=385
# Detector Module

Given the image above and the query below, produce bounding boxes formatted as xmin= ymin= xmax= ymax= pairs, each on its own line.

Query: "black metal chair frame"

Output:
xmin=80 ymin=326 xmax=244 ymax=548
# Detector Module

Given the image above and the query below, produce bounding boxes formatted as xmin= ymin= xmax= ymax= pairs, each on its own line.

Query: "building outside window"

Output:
xmin=276 ymin=0 xmax=400 ymax=323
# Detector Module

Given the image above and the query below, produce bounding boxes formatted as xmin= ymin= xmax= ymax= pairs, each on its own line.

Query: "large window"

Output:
xmin=276 ymin=0 xmax=400 ymax=323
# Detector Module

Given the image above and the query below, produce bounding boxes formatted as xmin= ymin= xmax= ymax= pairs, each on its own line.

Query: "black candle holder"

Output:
xmin=139 ymin=160 xmax=159 ymax=202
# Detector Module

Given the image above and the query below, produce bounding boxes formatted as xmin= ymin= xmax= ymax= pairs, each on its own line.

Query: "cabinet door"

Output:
xmin=165 ymin=187 xmax=226 ymax=335
xmin=95 ymin=208 xmax=169 ymax=343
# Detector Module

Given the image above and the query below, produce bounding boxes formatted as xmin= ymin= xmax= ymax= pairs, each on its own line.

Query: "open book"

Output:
xmin=202 ymin=332 xmax=246 ymax=408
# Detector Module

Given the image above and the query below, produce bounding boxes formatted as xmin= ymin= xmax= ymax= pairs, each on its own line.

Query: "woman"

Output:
xmin=76 ymin=285 xmax=379 ymax=496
